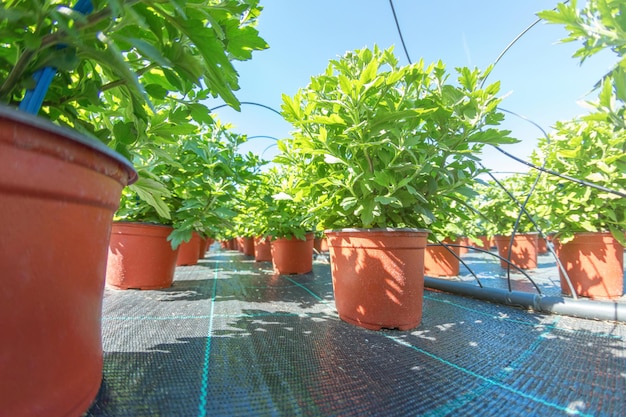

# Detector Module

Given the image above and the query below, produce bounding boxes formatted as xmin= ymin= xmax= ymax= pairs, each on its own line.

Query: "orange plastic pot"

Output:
xmin=472 ymin=236 xmax=492 ymax=251
xmin=0 ymin=107 xmax=136 ymax=417
xmin=205 ymin=238 xmax=214 ymax=253
xmin=424 ymin=238 xmax=461 ymax=277
xmin=458 ymin=237 xmax=470 ymax=255
xmin=538 ymin=237 xmax=548 ymax=254
xmin=236 ymin=236 xmax=245 ymax=252
xmin=271 ymin=233 xmax=314 ymax=274
xmin=254 ymin=236 xmax=272 ymax=262
xmin=554 ymin=232 xmax=624 ymax=299
xmin=199 ymin=236 xmax=207 ymax=259
xmin=106 ymin=222 xmax=179 ymax=290
xmin=326 ymin=228 xmax=429 ymax=331
xmin=242 ymin=236 xmax=255 ymax=256
xmin=314 ymin=237 xmax=329 ymax=253
xmin=177 ymin=232 xmax=201 ymax=266
xmin=494 ymin=233 xmax=539 ymax=269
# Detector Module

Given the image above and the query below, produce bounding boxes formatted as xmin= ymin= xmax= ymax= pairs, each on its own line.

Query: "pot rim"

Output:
xmin=0 ymin=104 xmax=137 ymax=183
xmin=112 ymin=221 xmax=173 ymax=229
xmin=494 ymin=232 xmax=540 ymax=238
xmin=325 ymin=227 xmax=430 ymax=234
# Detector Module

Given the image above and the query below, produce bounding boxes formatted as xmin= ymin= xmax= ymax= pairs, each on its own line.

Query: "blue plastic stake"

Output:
xmin=19 ymin=0 xmax=94 ymax=114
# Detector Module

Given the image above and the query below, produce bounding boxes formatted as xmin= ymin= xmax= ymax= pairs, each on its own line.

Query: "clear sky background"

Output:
xmin=208 ymin=0 xmax=616 ymax=175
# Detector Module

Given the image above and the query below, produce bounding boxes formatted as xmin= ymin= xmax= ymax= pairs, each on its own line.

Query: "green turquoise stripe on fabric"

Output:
xmin=197 ymin=262 xmax=219 ymax=417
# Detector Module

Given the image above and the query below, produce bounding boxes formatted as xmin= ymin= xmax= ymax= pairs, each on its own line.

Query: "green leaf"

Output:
xmin=359 ymin=58 xmax=379 ymax=85
xmin=144 ymin=83 xmax=169 ymax=99
xmin=188 ymin=103 xmax=214 ymax=125
xmin=374 ymin=196 xmax=401 ymax=206
xmin=129 ymin=177 xmax=171 ymax=220
xmin=119 ymin=36 xmax=172 ymax=68
xmin=92 ymin=32 xmax=155 ymax=111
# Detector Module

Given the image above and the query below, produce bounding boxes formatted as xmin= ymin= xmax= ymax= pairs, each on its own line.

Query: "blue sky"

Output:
xmin=208 ymin=0 xmax=616 ymax=174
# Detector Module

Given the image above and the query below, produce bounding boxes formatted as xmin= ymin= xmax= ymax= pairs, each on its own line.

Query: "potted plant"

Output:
xmin=423 ymin=201 xmax=471 ymax=277
xmin=470 ymin=176 xmax=545 ymax=270
xmin=530 ymin=119 xmax=625 ymax=298
xmin=280 ymin=45 xmax=516 ymax=330
xmin=231 ymin=167 xmax=277 ymax=262
xmin=0 ymin=1 xmax=267 ymax=415
xmin=259 ymin=164 xmax=316 ymax=274
xmin=168 ymin=125 xmax=259 ymax=265
xmin=535 ymin=0 xmax=626 ymax=299
xmin=110 ymin=121 xmax=259 ymax=283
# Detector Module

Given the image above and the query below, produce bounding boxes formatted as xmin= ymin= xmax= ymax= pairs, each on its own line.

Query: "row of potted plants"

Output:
xmin=535 ymin=0 xmax=626 ymax=299
xmin=0 ymin=1 xmax=269 ymax=415
xmin=224 ymin=0 xmax=626 ymax=333
xmin=107 ymin=120 xmax=263 ymax=289
xmin=2 ymin=1 xmax=624 ymax=415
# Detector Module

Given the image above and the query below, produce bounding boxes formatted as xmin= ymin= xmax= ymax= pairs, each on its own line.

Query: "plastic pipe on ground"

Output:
xmin=424 ymin=277 xmax=626 ymax=322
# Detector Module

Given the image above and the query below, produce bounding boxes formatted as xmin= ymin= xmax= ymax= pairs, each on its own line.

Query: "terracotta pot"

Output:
xmin=554 ymin=232 xmax=624 ymax=299
xmin=0 ymin=107 xmax=136 ymax=417
xmin=458 ymin=237 xmax=470 ymax=255
xmin=538 ymin=237 xmax=548 ymax=254
xmin=424 ymin=238 xmax=461 ymax=276
xmin=242 ymin=236 xmax=255 ymax=256
xmin=494 ymin=233 xmax=539 ymax=269
xmin=177 ymin=232 xmax=201 ymax=266
xmin=473 ymin=235 xmax=492 ymax=251
xmin=236 ymin=236 xmax=245 ymax=252
xmin=198 ymin=236 xmax=207 ymax=259
xmin=198 ymin=237 xmax=213 ymax=257
xmin=107 ymin=223 xmax=179 ymax=290
xmin=254 ymin=236 xmax=272 ymax=262
xmin=271 ymin=233 xmax=314 ymax=274
xmin=326 ymin=228 xmax=429 ymax=331
xmin=314 ymin=237 xmax=329 ymax=252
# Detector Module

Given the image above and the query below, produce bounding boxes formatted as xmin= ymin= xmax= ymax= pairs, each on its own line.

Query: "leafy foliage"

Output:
xmin=0 ymin=0 xmax=270 ymax=248
xmin=536 ymin=0 xmax=626 ymax=245
xmin=115 ymin=121 xmax=261 ymax=249
xmin=530 ymin=119 xmax=626 ymax=244
xmin=247 ymin=165 xmax=316 ymax=240
xmin=280 ymin=46 xmax=516 ymax=230
xmin=538 ymin=0 xmax=626 ymax=127
xmin=468 ymin=175 xmax=547 ymax=238
xmin=0 ymin=0 xmax=268 ymax=156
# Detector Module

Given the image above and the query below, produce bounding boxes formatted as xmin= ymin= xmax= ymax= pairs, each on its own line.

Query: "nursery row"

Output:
xmin=1 ymin=1 xmax=624 ymax=416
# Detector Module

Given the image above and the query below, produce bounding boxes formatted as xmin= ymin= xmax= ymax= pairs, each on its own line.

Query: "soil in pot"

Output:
xmin=326 ymin=228 xmax=429 ymax=331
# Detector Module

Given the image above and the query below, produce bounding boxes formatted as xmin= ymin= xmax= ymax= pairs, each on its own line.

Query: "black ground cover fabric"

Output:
xmin=86 ymin=249 xmax=626 ymax=416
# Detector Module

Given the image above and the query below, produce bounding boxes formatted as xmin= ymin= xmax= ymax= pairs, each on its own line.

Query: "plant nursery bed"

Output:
xmin=85 ymin=246 xmax=626 ymax=416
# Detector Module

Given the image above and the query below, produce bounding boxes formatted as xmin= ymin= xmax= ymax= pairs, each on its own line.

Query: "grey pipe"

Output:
xmin=425 ymin=277 xmax=626 ymax=322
